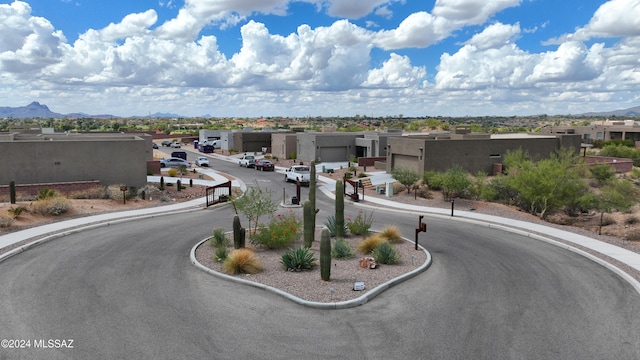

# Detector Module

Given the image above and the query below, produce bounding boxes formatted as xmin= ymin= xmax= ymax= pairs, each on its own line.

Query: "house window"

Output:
xmin=489 ymin=154 xmax=501 ymax=158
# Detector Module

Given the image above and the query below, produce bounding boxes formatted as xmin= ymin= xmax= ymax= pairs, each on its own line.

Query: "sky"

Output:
xmin=0 ymin=0 xmax=639 ymax=118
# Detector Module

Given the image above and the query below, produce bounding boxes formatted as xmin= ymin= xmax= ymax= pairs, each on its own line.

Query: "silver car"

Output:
xmin=160 ymin=157 xmax=190 ymax=168
xmin=195 ymin=157 xmax=209 ymax=167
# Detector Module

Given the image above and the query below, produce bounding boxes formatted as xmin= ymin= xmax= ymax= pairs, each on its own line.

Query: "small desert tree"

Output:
xmin=581 ymin=177 xmax=639 ymax=235
xmin=391 ymin=166 xmax=420 ymax=194
xmin=233 ymin=180 xmax=278 ymax=234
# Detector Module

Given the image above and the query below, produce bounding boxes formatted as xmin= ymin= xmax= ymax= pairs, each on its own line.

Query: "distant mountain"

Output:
xmin=580 ymin=105 xmax=640 ymax=117
xmin=0 ymin=102 xmax=64 ymax=118
xmin=0 ymin=102 xmax=118 ymax=119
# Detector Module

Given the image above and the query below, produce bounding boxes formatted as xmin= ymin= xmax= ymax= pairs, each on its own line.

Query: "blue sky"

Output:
xmin=0 ymin=0 xmax=639 ymax=117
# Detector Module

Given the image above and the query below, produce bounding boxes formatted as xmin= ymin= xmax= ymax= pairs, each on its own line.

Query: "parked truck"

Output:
xmin=284 ymin=165 xmax=311 ymax=185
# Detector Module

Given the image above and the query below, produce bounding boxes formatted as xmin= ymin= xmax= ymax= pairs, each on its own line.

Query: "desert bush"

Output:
xmin=250 ymin=212 xmax=301 ymax=249
xmin=222 ymin=248 xmax=263 ymax=274
xmin=160 ymin=194 xmax=172 ymax=202
xmin=415 ymin=186 xmax=432 ymax=199
xmin=168 ymin=168 xmax=178 ymax=177
xmin=31 ymin=197 xmax=71 ymax=216
xmin=378 ymin=225 xmax=403 ymax=244
xmin=625 ymin=229 xmax=640 ymax=241
xmin=37 ymin=188 xmax=58 ymax=200
xmin=347 ymin=210 xmax=373 ymax=236
xmin=7 ymin=206 xmax=27 ymax=219
xmin=210 ymin=228 xmax=230 ymax=248
xmin=357 ymin=233 xmax=387 ymax=254
xmin=323 ymin=214 xmax=348 ymax=237
xmin=358 ymin=172 xmax=367 ymax=178
xmin=601 ymin=214 xmax=616 ymax=226
xmin=137 ymin=185 xmax=160 ymax=199
xmin=332 ymin=239 xmax=355 ymax=259
xmin=214 ymin=247 xmax=229 ymax=262
xmin=0 ymin=215 xmax=13 ymax=228
xmin=625 ymin=216 xmax=640 ymax=225
xmin=67 ymin=186 xmax=109 ymax=199
xmin=372 ymin=241 xmax=401 ymax=265
xmin=281 ymin=247 xmax=316 ymax=272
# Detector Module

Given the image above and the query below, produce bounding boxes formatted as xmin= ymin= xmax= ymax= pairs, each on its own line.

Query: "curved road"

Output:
xmin=0 ymin=159 xmax=639 ymax=359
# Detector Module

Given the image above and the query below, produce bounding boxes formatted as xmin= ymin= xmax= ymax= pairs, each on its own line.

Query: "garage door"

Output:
xmin=318 ymin=147 xmax=348 ymax=162
xmin=391 ymin=154 xmax=418 ymax=170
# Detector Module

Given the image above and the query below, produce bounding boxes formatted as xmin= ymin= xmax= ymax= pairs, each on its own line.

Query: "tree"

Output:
xmin=391 ymin=167 xmax=420 ymax=194
xmin=589 ymin=163 xmax=615 ymax=186
xmin=233 ymin=180 xmax=278 ymax=234
xmin=581 ymin=178 xmax=639 ymax=235
xmin=440 ymin=165 xmax=471 ymax=201
xmin=505 ymin=148 xmax=589 ymax=219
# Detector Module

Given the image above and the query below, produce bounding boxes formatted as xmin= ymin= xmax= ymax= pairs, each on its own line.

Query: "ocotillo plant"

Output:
xmin=9 ymin=181 xmax=16 ymax=204
xmin=335 ymin=179 xmax=345 ymax=239
xmin=320 ymin=228 xmax=331 ymax=281
xmin=303 ymin=200 xmax=314 ymax=247
xmin=233 ymin=215 xmax=243 ymax=249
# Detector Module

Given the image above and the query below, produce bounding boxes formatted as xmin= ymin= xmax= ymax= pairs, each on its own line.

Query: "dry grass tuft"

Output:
xmin=378 ymin=225 xmax=403 ymax=244
xmin=222 ymin=248 xmax=263 ymax=274
xmin=357 ymin=233 xmax=387 ymax=254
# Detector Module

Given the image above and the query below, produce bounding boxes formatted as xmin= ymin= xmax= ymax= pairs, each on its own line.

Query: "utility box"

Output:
xmin=385 ymin=182 xmax=394 ymax=197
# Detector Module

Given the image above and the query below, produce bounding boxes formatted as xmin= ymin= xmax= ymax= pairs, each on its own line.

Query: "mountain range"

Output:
xmin=1 ymin=101 xmax=639 ymax=119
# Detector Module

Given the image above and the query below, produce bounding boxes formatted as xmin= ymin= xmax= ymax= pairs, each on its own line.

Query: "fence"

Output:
xmin=205 ymin=181 xmax=232 ymax=207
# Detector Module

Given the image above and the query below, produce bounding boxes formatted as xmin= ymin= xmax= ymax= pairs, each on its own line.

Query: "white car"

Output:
xmin=195 ymin=157 xmax=209 ymax=167
xmin=170 ymin=141 xmax=181 ymax=148
xmin=239 ymin=154 xmax=256 ymax=168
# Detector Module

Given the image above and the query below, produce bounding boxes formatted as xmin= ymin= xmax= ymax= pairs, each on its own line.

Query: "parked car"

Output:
xmin=171 ymin=151 xmax=187 ymax=160
xmin=160 ymin=157 xmax=190 ymax=168
xmin=195 ymin=157 xmax=209 ymax=167
xmin=170 ymin=141 xmax=181 ymax=148
xmin=152 ymin=143 xmax=159 ymax=149
xmin=161 ymin=140 xmax=172 ymax=147
xmin=239 ymin=154 xmax=256 ymax=168
xmin=285 ymin=165 xmax=311 ymax=184
xmin=255 ymin=159 xmax=274 ymax=171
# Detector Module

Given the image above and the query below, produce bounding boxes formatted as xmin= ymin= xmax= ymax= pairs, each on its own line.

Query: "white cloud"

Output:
xmin=465 ymin=22 xmax=520 ymax=50
xmin=432 ymin=0 xmax=521 ymax=25
xmin=100 ymin=10 xmax=158 ymax=41
xmin=580 ymin=0 xmax=640 ymax=38
xmin=362 ymin=53 xmax=426 ymax=88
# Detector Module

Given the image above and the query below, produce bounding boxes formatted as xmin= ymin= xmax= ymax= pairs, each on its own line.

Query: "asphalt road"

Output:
xmin=0 ymin=155 xmax=639 ymax=359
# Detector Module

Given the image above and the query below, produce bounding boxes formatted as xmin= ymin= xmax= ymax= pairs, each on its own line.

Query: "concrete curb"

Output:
xmin=189 ymin=236 xmax=432 ymax=309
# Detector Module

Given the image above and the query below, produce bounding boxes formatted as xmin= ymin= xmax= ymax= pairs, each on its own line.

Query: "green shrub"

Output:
xmin=358 ymin=172 xmax=367 ymax=178
xmin=347 ymin=210 xmax=373 ymax=236
xmin=222 ymin=248 xmax=263 ymax=274
xmin=7 ymin=206 xmax=27 ymax=219
xmin=323 ymin=214 xmax=348 ymax=237
xmin=31 ymin=196 xmax=71 ymax=216
xmin=250 ymin=212 xmax=302 ymax=249
xmin=332 ymin=239 xmax=355 ymax=259
xmin=210 ymin=228 xmax=230 ymax=248
xmin=37 ymin=188 xmax=58 ymax=200
xmin=372 ymin=241 xmax=401 ymax=264
xmin=281 ymin=247 xmax=316 ymax=272
xmin=214 ymin=247 xmax=229 ymax=262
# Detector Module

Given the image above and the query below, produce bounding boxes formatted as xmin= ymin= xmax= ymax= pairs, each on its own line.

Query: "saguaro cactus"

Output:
xmin=320 ymin=228 xmax=331 ymax=281
xmin=233 ymin=215 xmax=243 ymax=249
xmin=310 ymin=161 xmax=317 ymax=222
xmin=303 ymin=200 xmax=314 ymax=248
xmin=9 ymin=181 xmax=16 ymax=204
xmin=160 ymin=176 xmax=165 ymax=190
xmin=335 ymin=180 xmax=345 ymax=239
xmin=177 ymin=179 xmax=182 ymax=192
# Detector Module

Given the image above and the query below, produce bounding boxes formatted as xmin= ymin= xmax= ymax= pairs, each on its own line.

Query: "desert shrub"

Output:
xmin=222 ymin=248 xmax=263 ymax=274
xmin=37 ymin=188 xmax=58 ymax=200
xmin=624 ymin=216 xmax=640 ymax=225
xmin=372 ymin=241 xmax=401 ymax=265
xmin=344 ymin=171 xmax=353 ymax=179
xmin=323 ymin=214 xmax=348 ymax=237
xmin=137 ymin=185 xmax=160 ymax=199
xmin=378 ymin=225 xmax=403 ymax=244
xmin=601 ymin=214 xmax=616 ymax=226
xmin=0 ymin=215 xmax=13 ymax=228
xmin=625 ymin=229 xmax=640 ymax=241
xmin=347 ymin=210 xmax=373 ymax=236
xmin=357 ymin=233 xmax=387 ymax=254
xmin=7 ymin=206 xmax=27 ymax=219
xmin=281 ymin=247 xmax=316 ymax=272
xmin=358 ymin=172 xmax=367 ymax=178
xmin=415 ymin=186 xmax=432 ymax=199
xmin=250 ymin=212 xmax=301 ymax=249
xmin=392 ymin=182 xmax=405 ymax=194
xmin=168 ymin=168 xmax=178 ymax=177
xmin=160 ymin=194 xmax=172 ymax=202
xmin=31 ymin=197 xmax=71 ymax=216
xmin=210 ymin=228 xmax=230 ymax=248
xmin=214 ymin=247 xmax=229 ymax=262
xmin=67 ymin=186 xmax=108 ymax=199
xmin=332 ymin=239 xmax=355 ymax=259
